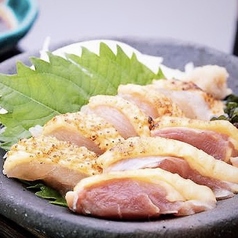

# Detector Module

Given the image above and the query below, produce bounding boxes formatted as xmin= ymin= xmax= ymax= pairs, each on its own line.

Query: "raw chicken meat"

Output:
xmin=42 ymin=111 xmax=124 ymax=155
xmin=66 ymin=168 xmax=216 ymax=220
xmin=97 ymin=137 xmax=238 ymax=199
xmin=81 ymin=95 xmax=152 ymax=138
xmin=117 ymin=83 xmax=185 ymax=118
xmin=147 ymin=79 xmax=224 ymax=120
xmin=151 ymin=116 xmax=238 ymax=164
xmin=3 ymin=136 xmax=101 ymax=194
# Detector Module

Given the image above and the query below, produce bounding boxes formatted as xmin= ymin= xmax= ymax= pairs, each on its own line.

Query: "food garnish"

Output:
xmin=212 ymin=94 xmax=238 ymax=127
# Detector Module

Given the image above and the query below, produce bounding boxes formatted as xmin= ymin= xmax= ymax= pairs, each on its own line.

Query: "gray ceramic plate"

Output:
xmin=1 ymin=38 xmax=238 ymax=238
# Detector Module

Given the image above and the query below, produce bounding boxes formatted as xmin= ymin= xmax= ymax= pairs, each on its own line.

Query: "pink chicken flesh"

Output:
xmin=66 ymin=168 xmax=216 ymax=220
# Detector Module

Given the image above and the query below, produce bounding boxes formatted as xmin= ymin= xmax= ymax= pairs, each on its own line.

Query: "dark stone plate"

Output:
xmin=1 ymin=38 xmax=238 ymax=238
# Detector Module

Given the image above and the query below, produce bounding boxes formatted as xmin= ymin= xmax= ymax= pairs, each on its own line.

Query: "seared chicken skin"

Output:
xmin=81 ymin=95 xmax=152 ymax=138
xmin=3 ymin=136 xmax=101 ymax=194
xmin=97 ymin=137 xmax=238 ymax=199
xmin=66 ymin=168 xmax=216 ymax=220
xmin=151 ymin=116 xmax=238 ymax=164
xmin=117 ymin=84 xmax=185 ymax=118
xmin=42 ymin=111 xmax=124 ymax=155
xmin=147 ymin=79 xmax=224 ymax=120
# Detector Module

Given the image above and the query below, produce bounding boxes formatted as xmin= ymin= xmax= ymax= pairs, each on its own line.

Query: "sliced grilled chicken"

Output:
xmin=42 ymin=111 xmax=124 ymax=155
xmin=66 ymin=168 xmax=216 ymax=220
xmin=117 ymin=84 xmax=185 ymax=118
xmin=81 ymin=95 xmax=152 ymax=138
xmin=147 ymin=79 xmax=224 ymax=120
xmin=151 ymin=116 xmax=238 ymax=164
xmin=3 ymin=136 xmax=101 ymax=194
xmin=97 ymin=137 xmax=238 ymax=199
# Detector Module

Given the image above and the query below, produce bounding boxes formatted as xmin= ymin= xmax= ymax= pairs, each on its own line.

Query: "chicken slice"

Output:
xmin=151 ymin=116 xmax=238 ymax=164
xmin=66 ymin=168 xmax=216 ymax=220
xmin=3 ymin=136 xmax=101 ymax=194
xmin=42 ymin=111 xmax=124 ymax=155
xmin=97 ymin=137 xmax=238 ymax=199
xmin=117 ymin=84 xmax=185 ymax=118
xmin=81 ymin=95 xmax=151 ymax=138
xmin=181 ymin=65 xmax=232 ymax=100
xmin=147 ymin=79 xmax=224 ymax=120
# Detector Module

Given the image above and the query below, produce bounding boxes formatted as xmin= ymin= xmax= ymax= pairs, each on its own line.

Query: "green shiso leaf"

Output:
xmin=27 ymin=183 xmax=67 ymax=206
xmin=0 ymin=42 xmax=164 ymax=150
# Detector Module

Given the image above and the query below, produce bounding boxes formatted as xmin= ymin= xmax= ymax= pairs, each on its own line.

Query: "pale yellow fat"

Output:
xmin=97 ymin=137 xmax=238 ymax=183
xmin=73 ymin=168 xmax=216 ymax=203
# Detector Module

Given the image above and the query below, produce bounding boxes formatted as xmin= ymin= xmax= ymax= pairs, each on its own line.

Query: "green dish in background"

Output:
xmin=0 ymin=0 xmax=38 ymax=54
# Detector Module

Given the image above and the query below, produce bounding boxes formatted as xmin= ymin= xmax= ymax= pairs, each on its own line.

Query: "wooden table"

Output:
xmin=0 ymin=214 xmax=45 ymax=238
